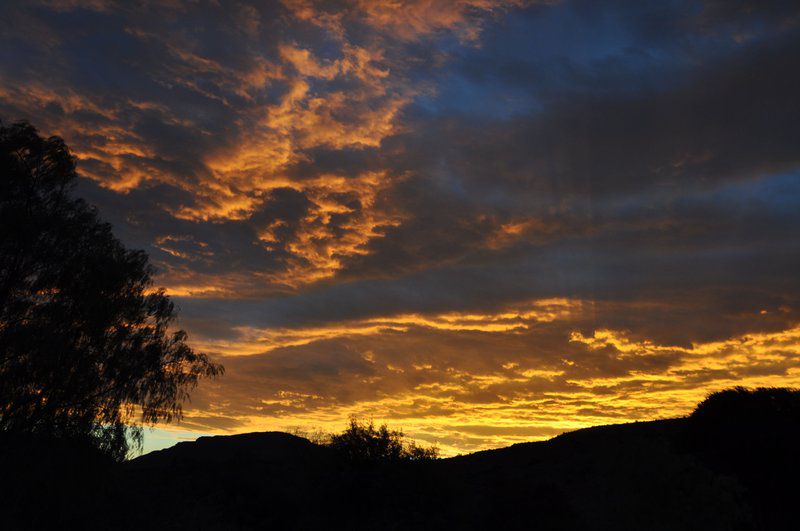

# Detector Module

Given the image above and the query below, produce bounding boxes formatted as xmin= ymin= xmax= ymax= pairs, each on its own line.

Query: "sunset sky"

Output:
xmin=2 ymin=0 xmax=799 ymax=455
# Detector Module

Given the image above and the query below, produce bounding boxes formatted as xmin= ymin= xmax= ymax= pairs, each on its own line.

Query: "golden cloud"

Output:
xmin=354 ymin=0 xmax=531 ymax=41
xmin=1 ymin=1 xmax=541 ymax=291
xmin=188 ymin=298 xmax=579 ymax=354
xmin=177 ymin=299 xmax=800 ymax=455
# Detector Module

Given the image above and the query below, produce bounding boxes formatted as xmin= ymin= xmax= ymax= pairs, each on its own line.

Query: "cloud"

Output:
xmin=2 ymin=0 xmax=799 ymax=454
xmin=2 ymin=0 xmax=531 ymax=289
xmin=182 ymin=299 xmax=800 ymax=454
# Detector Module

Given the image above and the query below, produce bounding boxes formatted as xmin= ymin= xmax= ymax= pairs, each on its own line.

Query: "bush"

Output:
xmin=685 ymin=386 xmax=800 ymax=531
xmin=326 ymin=417 xmax=438 ymax=463
xmin=687 ymin=386 xmax=800 ymax=462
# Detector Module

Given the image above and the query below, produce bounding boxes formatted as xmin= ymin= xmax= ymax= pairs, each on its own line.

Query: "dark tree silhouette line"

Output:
xmin=0 ymin=121 xmax=222 ymax=460
xmin=324 ymin=417 xmax=439 ymax=462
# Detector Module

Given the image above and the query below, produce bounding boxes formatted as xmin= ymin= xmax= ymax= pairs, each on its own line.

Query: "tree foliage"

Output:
xmin=687 ymin=386 xmax=800 ymax=457
xmin=326 ymin=417 xmax=439 ymax=462
xmin=0 ymin=121 xmax=222 ymax=460
xmin=685 ymin=386 xmax=800 ymax=530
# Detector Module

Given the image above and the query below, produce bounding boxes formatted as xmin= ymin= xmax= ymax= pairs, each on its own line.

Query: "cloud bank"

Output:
xmin=1 ymin=0 xmax=799 ymax=452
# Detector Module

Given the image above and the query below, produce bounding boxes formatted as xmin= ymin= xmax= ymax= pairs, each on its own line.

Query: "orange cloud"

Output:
xmin=175 ymin=298 xmax=800 ymax=455
xmin=188 ymin=298 xmax=579 ymax=354
xmin=354 ymin=0 xmax=531 ymax=41
xmin=283 ymin=0 xmax=533 ymax=42
xmin=2 ymin=1 xmax=539 ymax=292
xmin=253 ymin=172 xmax=405 ymax=287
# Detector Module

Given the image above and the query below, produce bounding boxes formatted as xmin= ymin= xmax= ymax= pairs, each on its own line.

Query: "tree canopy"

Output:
xmin=326 ymin=417 xmax=439 ymax=462
xmin=0 ymin=121 xmax=222 ymax=460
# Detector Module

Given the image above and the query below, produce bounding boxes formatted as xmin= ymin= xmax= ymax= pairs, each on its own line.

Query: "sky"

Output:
xmin=1 ymin=0 xmax=800 ymax=455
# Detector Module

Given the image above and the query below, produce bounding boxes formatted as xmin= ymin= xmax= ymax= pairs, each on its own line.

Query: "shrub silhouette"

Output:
xmin=686 ymin=386 xmax=800 ymax=464
xmin=0 ymin=121 xmax=223 ymax=460
xmin=685 ymin=386 xmax=800 ymax=530
xmin=326 ymin=417 xmax=438 ymax=462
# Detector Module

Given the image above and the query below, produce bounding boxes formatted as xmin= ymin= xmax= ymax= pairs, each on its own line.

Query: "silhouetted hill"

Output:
xmin=101 ymin=419 xmax=750 ymax=530
xmin=130 ymin=431 xmax=331 ymax=468
xmin=4 ymin=388 xmax=799 ymax=530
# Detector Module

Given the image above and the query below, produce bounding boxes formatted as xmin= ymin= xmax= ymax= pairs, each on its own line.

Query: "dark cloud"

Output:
xmin=2 ymin=0 xmax=799 ymax=453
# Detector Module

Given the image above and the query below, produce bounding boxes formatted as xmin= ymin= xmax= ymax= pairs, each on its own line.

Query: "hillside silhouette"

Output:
xmin=3 ymin=387 xmax=799 ymax=530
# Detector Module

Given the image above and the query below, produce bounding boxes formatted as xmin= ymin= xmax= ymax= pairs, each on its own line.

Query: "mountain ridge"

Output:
xmin=4 ymin=388 xmax=799 ymax=530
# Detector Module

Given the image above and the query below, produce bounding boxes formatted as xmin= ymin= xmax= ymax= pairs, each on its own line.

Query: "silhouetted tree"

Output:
xmin=685 ymin=386 xmax=800 ymax=531
xmin=686 ymin=386 xmax=800 ymax=464
xmin=327 ymin=417 xmax=438 ymax=462
xmin=0 ymin=121 xmax=222 ymax=460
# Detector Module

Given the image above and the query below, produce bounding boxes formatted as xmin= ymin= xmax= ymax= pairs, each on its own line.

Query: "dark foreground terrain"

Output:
xmin=3 ymin=388 xmax=799 ymax=530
